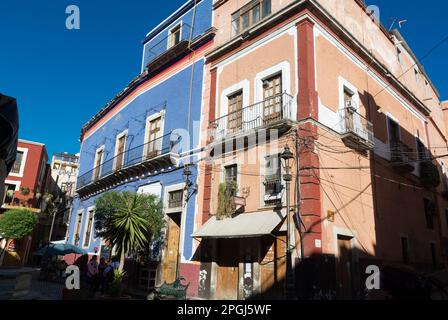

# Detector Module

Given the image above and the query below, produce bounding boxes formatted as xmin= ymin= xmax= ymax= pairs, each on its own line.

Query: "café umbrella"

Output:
xmin=33 ymin=243 xmax=87 ymax=257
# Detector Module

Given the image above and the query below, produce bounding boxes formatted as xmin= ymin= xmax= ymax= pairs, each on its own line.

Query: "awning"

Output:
xmin=192 ymin=211 xmax=286 ymax=239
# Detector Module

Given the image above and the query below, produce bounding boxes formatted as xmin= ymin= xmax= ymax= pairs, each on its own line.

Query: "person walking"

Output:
xmin=98 ymin=258 xmax=108 ymax=294
xmin=86 ymin=256 xmax=99 ymax=298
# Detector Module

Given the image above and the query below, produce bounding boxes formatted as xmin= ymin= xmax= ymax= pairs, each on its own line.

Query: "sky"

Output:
xmin=0 ymin=0 xmax=447 ymax=159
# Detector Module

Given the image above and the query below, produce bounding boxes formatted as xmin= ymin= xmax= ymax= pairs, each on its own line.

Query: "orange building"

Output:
xmin=192 ymin=0 xmax=448 ymax=299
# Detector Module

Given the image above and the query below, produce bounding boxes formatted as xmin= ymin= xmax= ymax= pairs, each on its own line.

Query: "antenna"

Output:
xmin=388 ymin=18 xmax=408 ymax=32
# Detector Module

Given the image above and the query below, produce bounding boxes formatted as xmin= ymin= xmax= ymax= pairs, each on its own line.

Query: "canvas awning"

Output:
xmin=191 ymin=211 xmax=286 ymax=239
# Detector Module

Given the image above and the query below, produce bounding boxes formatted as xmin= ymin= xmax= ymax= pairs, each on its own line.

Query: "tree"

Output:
xmin=0 ymin=209 xmax=38 ymax=240
xmin=94 ymin=191 xmax=165 ymax=271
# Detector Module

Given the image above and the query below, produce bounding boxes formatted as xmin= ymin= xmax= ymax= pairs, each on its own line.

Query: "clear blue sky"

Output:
xmin=0 ymin=0 xmax=446 ymax=158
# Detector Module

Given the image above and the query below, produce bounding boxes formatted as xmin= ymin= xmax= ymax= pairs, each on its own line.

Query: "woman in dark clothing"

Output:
xmin=98 ymin=258 xmax=108 ymax=294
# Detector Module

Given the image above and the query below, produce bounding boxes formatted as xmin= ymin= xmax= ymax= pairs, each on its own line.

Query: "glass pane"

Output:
xmin=262 ymin=0 xmax=271 ymax=18
xmin=252 ymin=5 xmax=260 ymax=24
xmin=241 ymin=12 xmax=249 ymax=31
xmin=231 ymin=13 xmax=240 ymax=36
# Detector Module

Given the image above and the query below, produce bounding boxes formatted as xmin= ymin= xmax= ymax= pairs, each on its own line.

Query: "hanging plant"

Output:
xmin=216 ymin=180 xmax=238 ymax=220
xmin=20 ymin=187 xmax=31 ymax=196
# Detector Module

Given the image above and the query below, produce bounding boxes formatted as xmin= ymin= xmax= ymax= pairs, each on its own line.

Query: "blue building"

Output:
xmin=67 ymin=0 xmax=214 ymax=296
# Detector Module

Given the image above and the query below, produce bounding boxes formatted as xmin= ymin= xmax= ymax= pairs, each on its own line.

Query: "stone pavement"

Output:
xmin=19 ymin=268 xmax=64 ymax=300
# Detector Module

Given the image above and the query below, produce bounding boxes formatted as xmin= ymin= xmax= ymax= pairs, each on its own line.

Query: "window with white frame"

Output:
xmin=74 ymin=210 xmax=83 ymax=246
xmin=10 ymin=149 xmax=27 ymax=177
xmin=168 ymin=23 xmax=182 ymax=49
xmin=93 ymin=147 xmax=104 ymax=181
xmin=144 ymin=112 xmax=164 ymax=159
xmin=168 ymin=189 xmax=184 ymax=209
xmin=114 ymin=131 xmax=127 ymax=171
xmin=264 ymin=154 xmax=282 ymax=201
xmin=83 ymin=207 xmax=95 ymax=248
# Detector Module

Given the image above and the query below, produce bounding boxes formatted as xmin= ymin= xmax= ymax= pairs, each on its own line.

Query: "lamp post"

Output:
xmin=281 ymin=145 xmax=295 ymax=299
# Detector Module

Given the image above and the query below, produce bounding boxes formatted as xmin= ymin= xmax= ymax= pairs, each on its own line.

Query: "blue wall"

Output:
xmin=68 ymin=0 xmax=212 ymax=260
xmin=142 ymin=0 xmax=212 ymax=69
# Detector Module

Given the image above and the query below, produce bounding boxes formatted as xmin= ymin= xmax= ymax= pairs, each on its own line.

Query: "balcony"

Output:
xmin=210 ymin=93 xmax=294 ymax=143
xmin=145 ymin=23 xmax=192 ymax=73
xmin=339 ymin=108 xmax=374 ymax=152
xmin=390 ymin=142 xmax=416 ymax=173
xmin=76 ymin=133 xmax=180 ymax=198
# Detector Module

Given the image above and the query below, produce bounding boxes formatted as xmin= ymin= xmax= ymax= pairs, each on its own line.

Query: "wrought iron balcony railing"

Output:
xmin=145 ymin=23 xmax=192 ymax=70
xmin=77 ymin=132 xmax=179 ymax=191
xmin=210 ymin=93 xmax=294 ymax=141
xmin=339 ymin=108 xmax=374 ymax=151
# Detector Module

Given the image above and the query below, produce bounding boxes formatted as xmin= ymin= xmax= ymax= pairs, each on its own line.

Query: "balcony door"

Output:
xmin=227 ymin=91 xmax=243 ymax=133
xmin=147 ymin=116 xmax=162 ymax=159
xmin=115 ymin=134 xmax=126 ymax=170
xmin=93 ymin=148 xmax=104 ymax=181
xmin=263 ymin=74 xmax=282 ymax=124
xmin=344 ymin=89 xmax=355 ymax=133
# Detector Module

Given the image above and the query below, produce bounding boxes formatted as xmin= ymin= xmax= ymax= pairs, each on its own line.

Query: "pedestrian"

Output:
xmin=86 ymin=256 xmax=99 ymax=297
xmin=98 ymin=257 xmax=108 ymax=294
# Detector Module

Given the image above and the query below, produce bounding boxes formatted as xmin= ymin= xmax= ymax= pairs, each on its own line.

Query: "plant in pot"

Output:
xmin=94 ymin=191 xmax=165 ymax=299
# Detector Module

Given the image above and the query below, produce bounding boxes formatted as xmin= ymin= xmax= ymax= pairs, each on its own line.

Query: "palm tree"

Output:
xmin=94 ymin=191 xmax=164 ymax=271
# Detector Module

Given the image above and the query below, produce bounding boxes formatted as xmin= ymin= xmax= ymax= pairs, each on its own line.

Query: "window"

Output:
xmin=114 ymin=133 xmax=127 ymax=170
xmin=430 ymin=243 xmax=437 ymax=270
xmin=397 ymin=47 xmax=402 ymax=64
xmin=414 ymin=68 xmax=420 ymax=84
xmin=168 ymin=190 xmax=184 ymax=209
xmin=53 ymin=163 xmax=60 ymax=170
xmin=424 ymin=199 xmax=435 ymax=230
xmin=93 ymin=148 xmax=104 ymax=181
xmin=446 ymin=209 xmax=448 ymax=229
xmin=343 ymin=88 xmax=356 ymax=132
xmin=227 ymin=91 xmax=243 ymax=132
xmin=3 ymin=184 xmax=16 ymax=205
xmin=263 ymin=73 xmax=283 ymax=124
xmin=264 ymin=155 xmax=282 ymax=195
xmin=61 ymin=182 xmax=73 ymax=195
xmin=146 ymin=116 xmax=162 ymax=158
xmin=231 ymin=0 xmax=271 ymax=36
xmin=225 ymin=164 xmax=237 ymax=183
xmin=83 ymin=208 xmax=95 ymax=248
xmin=168 ymin=24 xmax=182 ymax=49
xmin=11 ymin=151 xmax=24 ymax=174
xmin=416 ymin=139 xmax=426 ymax=161
xmin=401 ymin=237 xmax=409 ymax=264
xmin=74 ymin=211 xmax=83 ymax=246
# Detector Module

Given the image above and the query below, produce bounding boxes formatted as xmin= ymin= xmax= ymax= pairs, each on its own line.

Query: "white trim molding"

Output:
xmin=9 ymin=147 xmax=28 ymax=178
xmin=143 ymin=110 xmax=166 ymax=157
xmin=81 ymin=206 xmax=96 ymax=249
xmin=113 ymin=129 xmax=128 ymax=170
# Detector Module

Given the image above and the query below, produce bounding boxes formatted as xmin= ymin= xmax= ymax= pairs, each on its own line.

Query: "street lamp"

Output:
xmin=281 ymin=145 xmax=295 ymax=299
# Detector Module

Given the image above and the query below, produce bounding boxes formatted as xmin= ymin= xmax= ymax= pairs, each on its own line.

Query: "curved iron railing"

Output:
xmin=77 ymin=132 xmax=180 ymax=190
xmin=210 ymin=92 xmax=294 ymax=140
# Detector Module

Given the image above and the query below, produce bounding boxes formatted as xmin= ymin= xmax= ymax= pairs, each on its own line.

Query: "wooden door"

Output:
xmin=162 ymin=214 xmax=181 ymax=284
xmin=227 ymin=91 xmax=243 ymax=133
xmin=216 ymin=239 xmax=239 ymax=300
xmin=147 ymin=117 xmax=161 ymax=159
xmin=115 ymin=135 xmax=126 ymax=170
xmin=260 ymin=235 xmax=286 ymax=299
xmin=336 ymin=235 xmax=353 ymax=300
xmin=263 ymin=74 xmax=282 ymax=124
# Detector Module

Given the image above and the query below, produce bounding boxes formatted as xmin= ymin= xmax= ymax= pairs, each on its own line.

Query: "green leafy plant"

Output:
xmin=216 ymin=180 xmax=238 ymax=220
xmin=20 ymin=187 xmax=31 ymax=196
xmin=109 ymin=269 xmax=127 ymax=297
xmin=94 ymin=191 xmax=165 ymax=271
xmin=0 ymin=209 xmax=37 ymax=239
